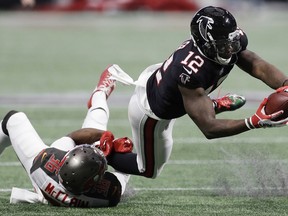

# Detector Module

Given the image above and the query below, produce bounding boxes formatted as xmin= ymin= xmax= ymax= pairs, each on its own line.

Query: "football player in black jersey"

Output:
xmin=0 ymin=66 xmax=133 ymax=207
xmin=104 ymin=6 xmax=288 ymax=179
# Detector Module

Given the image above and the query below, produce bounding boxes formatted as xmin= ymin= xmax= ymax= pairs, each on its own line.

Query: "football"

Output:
xmin=265 ymin=88 xmax=288 ymax=121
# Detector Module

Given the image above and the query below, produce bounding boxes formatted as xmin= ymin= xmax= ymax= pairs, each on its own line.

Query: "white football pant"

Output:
xmin=128 ymin=64 xmax=176 ymax=178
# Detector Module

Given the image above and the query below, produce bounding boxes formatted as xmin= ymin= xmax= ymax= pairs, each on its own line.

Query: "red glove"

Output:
xmin=276 ymin=86 xmax=288 ymax=93
xmin=245 ymin=98 xmax=287 ymax=129
xmin=113 ymin=137 xmax=133 ymax=153
xmin=99 ymin=131 xmax=115 ymax=156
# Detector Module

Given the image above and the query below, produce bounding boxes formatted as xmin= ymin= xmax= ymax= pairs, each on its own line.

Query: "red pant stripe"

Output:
xmin=142 ymin=117 xmax=158 ymax=178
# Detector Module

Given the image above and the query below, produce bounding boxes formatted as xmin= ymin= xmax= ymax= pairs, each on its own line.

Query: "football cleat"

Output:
xmin=87 ymin=65 xmax=116 ymax=108
xmin=212 ymin=93 xmax=246 ymax=114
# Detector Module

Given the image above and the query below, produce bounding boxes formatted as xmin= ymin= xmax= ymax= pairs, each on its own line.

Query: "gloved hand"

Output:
xmin=275 ymin=86 xmax=288 ymax=94
xmin=99 ymin=131 xmax=115 ymax=156
xmin=245 ymin=98 xmax=288 ymax=129
xmin=113 ymin=137 xmax=133 ymax=153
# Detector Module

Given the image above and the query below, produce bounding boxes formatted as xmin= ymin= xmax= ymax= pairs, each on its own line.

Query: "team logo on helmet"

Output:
xmin=196 ymin=15 xmax=214 ymax=42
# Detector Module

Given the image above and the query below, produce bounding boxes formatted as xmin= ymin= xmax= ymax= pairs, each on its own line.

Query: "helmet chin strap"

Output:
xmin=208 ymin=33 xmax=232 ymax=65
xmin=216 ymin=53 xmax=232 ymax=65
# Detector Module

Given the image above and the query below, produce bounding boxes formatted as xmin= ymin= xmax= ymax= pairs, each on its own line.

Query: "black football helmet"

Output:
xmin=190 ymin=6 xmax=242 ymax=65
xmin=58 ymin=144 xmax=107 ymax=194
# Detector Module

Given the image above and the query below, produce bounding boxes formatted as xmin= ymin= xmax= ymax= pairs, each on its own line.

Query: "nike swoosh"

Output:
xmin=182 ymin=66 xmax=193 ymax=74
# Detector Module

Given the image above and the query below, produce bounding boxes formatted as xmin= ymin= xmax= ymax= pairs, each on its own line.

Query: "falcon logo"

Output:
xmin=196 ymin=16 xmax=214 ymax=42
xmin=179 ymin=73 xmax=190 ymax=84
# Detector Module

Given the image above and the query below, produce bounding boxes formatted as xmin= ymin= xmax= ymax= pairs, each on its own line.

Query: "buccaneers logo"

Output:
xmin=196 ymin=15 xmax=214 ymax=42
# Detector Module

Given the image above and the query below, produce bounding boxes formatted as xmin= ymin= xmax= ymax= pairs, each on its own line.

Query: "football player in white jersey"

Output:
xmin=0 ymin=66 xmax=133 ymax=207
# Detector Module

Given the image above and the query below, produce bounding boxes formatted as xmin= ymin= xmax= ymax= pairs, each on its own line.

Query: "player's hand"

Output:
xmin=99 ymin=131 xmax=115 ymax=156
xmin=276 ymin=86 xmax=288 ymax=93
xmin=113 ymin=137 xmax=133 ymax=153
xmin=245 ymin=98 xmax=288 ymax=129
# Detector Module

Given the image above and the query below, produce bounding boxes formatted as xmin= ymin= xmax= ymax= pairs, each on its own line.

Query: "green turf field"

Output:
xmin=1 ymin=6 xmax=288 ymax=215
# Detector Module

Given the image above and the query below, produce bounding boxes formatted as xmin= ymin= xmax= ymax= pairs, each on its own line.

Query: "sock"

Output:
xmin=107 ymin=153 xmax=141 ymax=175
xmin=0 ymin=120 xmax=11 ymax=154
xmin=0 ymin=120 xmax=7 ymax=138
xmin=82 ymin=91 xmax=109 ymax=131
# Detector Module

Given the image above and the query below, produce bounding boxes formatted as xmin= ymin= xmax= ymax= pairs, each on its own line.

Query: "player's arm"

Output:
xmin=67 ymin=129 xmax=133 ymax=157
xmin=179 ymin=86 xmax=249 ymax=139
xmin=236 ymin=49 xmax=288 ymax=88
xmin=67 ymin=128 xmax=105 ymax=145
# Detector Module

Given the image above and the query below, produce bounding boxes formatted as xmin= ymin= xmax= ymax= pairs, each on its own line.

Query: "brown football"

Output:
xmin=265 ymin=89 xmax=288 ymax=121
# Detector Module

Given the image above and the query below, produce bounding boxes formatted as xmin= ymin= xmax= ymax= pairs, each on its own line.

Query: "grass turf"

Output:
xmin=0 ymin=7 xmax=288 ymax=215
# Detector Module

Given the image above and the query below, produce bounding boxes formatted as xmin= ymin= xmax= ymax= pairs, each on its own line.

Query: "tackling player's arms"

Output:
xmin=179 ymin=86 xmax=249 ymax=139
xmin=67 ymin=128 xmax=105 ymax=145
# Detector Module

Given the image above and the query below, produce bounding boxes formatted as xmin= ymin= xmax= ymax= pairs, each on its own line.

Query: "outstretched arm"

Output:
xmin=180 ymin=86 xmax=288 ymax=139
xmin=236 ymin=49 xmax=288 ymax=88
xmin=179 ymin=86 xmax=249 ymax=139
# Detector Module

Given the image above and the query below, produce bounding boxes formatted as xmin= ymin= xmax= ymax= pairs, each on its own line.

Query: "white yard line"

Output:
xmin=0 ymin=91 xmax=269 ymax=108
xmin=1 ymin=159 xmax=288 ymax=167
xmin=0 ymin=186 xmax=286 ymax=193
xmin=173 ymin=136 xmax=288 ymax=144
xmin=39 ymin=136 xmax=288 ymax=145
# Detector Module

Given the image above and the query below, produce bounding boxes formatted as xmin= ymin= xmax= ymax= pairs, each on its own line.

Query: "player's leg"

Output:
xmin=0 ymin=122 xmax=10 ymax=155
xmin=107 ymin=110 xmax=174 ymax=178
xmin=82 ymin=65 xmax=116 ymax=131
xmin=82 ymin=66 xmax=132 ymax=194
xmin=0 ymin=111 xmax=48 ymax=201
xmin=0 ymin=111 xmax=48 ymax=172
xmin=51 ymin=66 xmax=116 ymax=151
xmin=108 ymin=64 xmax=175 ymax=178
xmin=105 ymin=94 xmax=147 ymax=176
xmin=152 ymin=118 xmax=175 ymax=177
xmin=127 ymin=65 xmax=175 ymax=178
xmin=128 ymin=96 xmax=174 ymax=178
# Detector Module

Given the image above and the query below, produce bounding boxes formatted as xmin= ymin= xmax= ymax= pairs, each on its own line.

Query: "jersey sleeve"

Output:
xmin=50 ymin=136 xmax=76 ymax=151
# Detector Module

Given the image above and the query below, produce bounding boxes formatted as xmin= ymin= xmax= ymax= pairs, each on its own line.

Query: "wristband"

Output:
xmin=245 ymin=118 xmax=254 ymax=130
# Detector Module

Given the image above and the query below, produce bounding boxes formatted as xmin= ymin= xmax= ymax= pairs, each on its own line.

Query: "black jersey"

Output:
xmin=147 ymin=34 xmax=248 ymax=119
xmin=30 ymin=147 xmax=121 ymax=207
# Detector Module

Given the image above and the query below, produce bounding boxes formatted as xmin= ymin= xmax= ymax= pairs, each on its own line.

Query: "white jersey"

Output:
xmin=3 ymin=87 xmax=130 ymax=207
xmin=30 ymin=147 xmax=122 ymax=207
